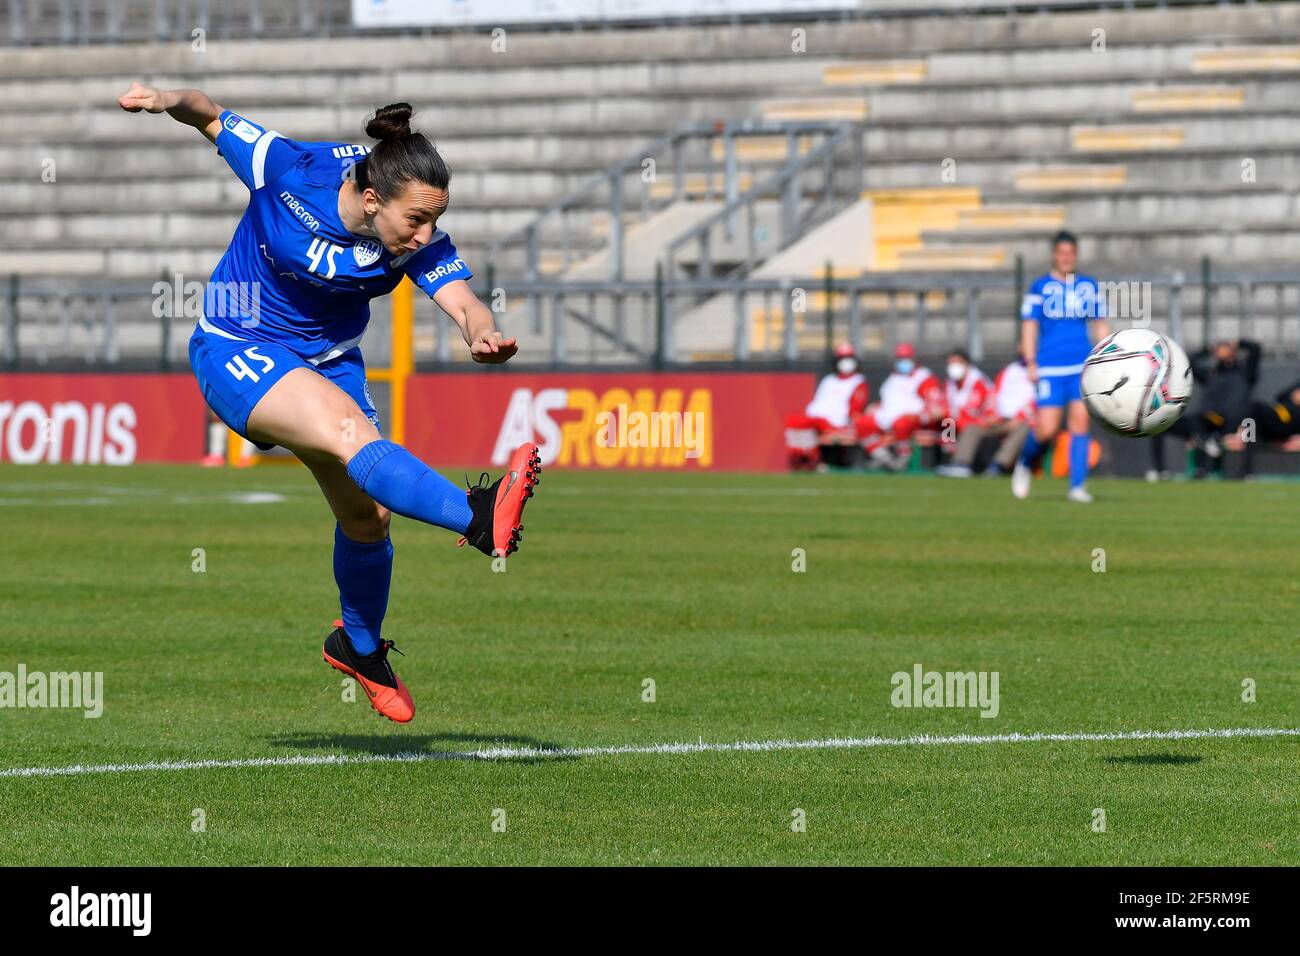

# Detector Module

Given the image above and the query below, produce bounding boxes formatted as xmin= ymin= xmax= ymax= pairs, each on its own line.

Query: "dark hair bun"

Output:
xmin=365 ymin=103 xmax=414 ymax=142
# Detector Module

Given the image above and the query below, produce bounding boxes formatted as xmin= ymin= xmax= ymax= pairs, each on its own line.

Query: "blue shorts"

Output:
xmin=1036 ymin=371 xmax=1082 ymax=409
xmin=188 ymin=325 xmax=380 ymax=449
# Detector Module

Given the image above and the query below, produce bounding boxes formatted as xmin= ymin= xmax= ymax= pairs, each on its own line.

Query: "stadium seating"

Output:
xmin=3 ymin=0 xmax=1300 ymax=366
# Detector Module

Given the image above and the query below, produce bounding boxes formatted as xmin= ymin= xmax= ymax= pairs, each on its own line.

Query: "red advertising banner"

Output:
xmin=404 ymin=371 xmax=815 ymax=471
xmin=0 ymin=374 xmax=205 ymax=464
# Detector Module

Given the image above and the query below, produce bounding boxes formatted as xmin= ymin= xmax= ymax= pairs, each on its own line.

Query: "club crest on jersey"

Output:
xmin=353 ymin=239 xmax=382 ymax=268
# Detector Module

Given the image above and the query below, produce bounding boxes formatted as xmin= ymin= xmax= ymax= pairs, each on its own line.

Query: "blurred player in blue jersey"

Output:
xmin=119 ymin=83 xmax=542 ymax=723
xmin=1012 ymin=231 xmax=1109 ymax=503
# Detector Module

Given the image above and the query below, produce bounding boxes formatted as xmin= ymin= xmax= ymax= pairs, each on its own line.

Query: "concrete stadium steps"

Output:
xmin=648 ymin=172 xmax=757 ymax=202
xmin=1 ymin=57 xmax=1286 ymax=139
xmin=671 ymin=199 xmax=877 ymax=358
xmin=0 ymin=60 xmax=1290 ymax=125
xmin=0 ymin=60 xmax=835 ymax=108
xmin=7 ymin=119 xmax=1294 ymax=200
xmin=761 ymin=98 xmax=869 ymax=123
xmin=1010 ymin=165 xmax=1130 ymax=192
xmin=822 ymin=60 xmax=928 ymax=87
xmin=9 ymin=206 xmax=555 ymax=249
xmin=5 ymin=5 xmax=1300 ymax=367
xmin=859 ymin=112 xmax=1300 ymax=158
xmin=866 ymin=149 xmax=1300 ymax=191
xmin=987 ymin=187 xmax=1300 ymax=233
xmin=0 ymin=94 xmax=781 ymax=142
xmin=553 ymin=200 xmax=726 ymax=282
xmin=1192 ymin=46 xmax=1300 ymax=73
xmin=1072 ymin=124 xmax=1187 ymax=152
xmin=1 ymin=2 xmax=1292 ymax=78
xmin=5 ymin=236 xmax=528 ymax=280
xmin=710 ymin=136 xmax=815 ymax=163
xmin=0 ymin=173 xmax=660 ymax=215
xmin=892 ymin=246 xmax=1010 ymax=271
xmin=864 ymin=77 xmax=1276 ymax=121
xmin=487 ymin=200 xmax=732 ymax=364
xmin=1131 ymin=85 xmax=1248 ymax=112
xmin=0 ymin=136 xmax=654 ymax=179
xmin=668 ymin=201 xmax=788 ymax=272
xmin=918 ymin=223 xmax=1300 ymax=270
xmin=955 ymin=205 xmax=1067 ymax=231
xmin=866 ymin=187 xmax=980 ymax=270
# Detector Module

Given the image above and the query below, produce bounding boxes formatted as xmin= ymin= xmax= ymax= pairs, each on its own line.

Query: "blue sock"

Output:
xmin=1069 ymin=433 xmax=1090 ymax=489
xmin=333 ymin=524 xmax=393 ymax=656
xmin=1019 ymin=432 xmax=1044 ymax=469
xmin=346 ymin=440 xmax=472 ymax=534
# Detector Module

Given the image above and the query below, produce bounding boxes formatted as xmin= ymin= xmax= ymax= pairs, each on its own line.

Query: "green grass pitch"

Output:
xmin=0 ymin=464 xmax=1295 ymax=865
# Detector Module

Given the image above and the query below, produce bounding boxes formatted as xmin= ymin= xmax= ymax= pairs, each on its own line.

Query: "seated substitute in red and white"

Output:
xmin=941 ymin=349 xmax=993 ymax=440
xmin=784 ymin=342 xmax=870 ymax=469
xmin=937 ymin=356 xmax=1036 ymax=478
xmin=854 ymin=342 xmax=945 ymax=467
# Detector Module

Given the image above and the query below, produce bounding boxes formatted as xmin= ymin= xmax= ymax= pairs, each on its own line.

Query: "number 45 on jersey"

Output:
xmin=225 ymin=345 xmax=276 ymax=383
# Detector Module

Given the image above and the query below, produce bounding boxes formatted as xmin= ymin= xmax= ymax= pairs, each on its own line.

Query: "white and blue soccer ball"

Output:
xmin=1081 ymin=328 xmax=1193 ymax=437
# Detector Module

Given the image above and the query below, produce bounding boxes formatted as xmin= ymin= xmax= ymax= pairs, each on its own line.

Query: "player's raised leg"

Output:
xmin=246 ymin=368 xmax=540 ymax=555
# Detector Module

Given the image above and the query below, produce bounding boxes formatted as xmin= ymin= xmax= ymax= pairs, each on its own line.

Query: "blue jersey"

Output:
xmin=1019 ymin=273 xmax=1104 ymax=374
xmin=200 ymin=110 xmax=472 ymax=364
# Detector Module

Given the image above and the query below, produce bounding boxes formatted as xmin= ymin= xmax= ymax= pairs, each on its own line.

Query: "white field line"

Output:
xmin=0 ymin=727 xmax=1296 ymax=780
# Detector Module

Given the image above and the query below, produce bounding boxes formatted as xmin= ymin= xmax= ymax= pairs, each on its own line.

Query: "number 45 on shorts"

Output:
xmin=225 ymin=345 xmax=276 ymax=383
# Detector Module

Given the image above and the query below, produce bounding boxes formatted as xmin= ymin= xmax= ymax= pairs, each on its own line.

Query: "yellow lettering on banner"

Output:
xmin=559 ymin=388 xmax=596 ymax=466
xmin=625 ymin=388 xmax=658 ymax=467
xmin=686 ymin=389 xmax=713 ymax=467
xmin=655 ymin=390 xmax=685 ymax=467
xmin=593 ymin=388 xmax=631 ymax=468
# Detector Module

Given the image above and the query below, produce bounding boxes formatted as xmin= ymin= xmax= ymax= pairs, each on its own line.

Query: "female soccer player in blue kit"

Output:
xmin=119 ymin=83 xmax=541 ymax=723
xmin=1012 ymin=231 xmax=1109 ymax=503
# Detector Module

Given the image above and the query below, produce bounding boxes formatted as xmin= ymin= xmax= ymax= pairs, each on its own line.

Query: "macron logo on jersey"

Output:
xmin=278 ymin=191 xmax=320 ymax=232
xmin=331 ymin=145 xmax=372 ymax=159
xmin=424 ymin=259 xmax=466 ymax=282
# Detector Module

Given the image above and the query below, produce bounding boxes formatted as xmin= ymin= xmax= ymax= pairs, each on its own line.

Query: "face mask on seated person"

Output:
xmin=836 ymin=357 xmax=858 ymax=376
xmin=947 ymin=362 xmax=967 ymax=381
xmin=895 ymin=359 xmax=915 ymax=375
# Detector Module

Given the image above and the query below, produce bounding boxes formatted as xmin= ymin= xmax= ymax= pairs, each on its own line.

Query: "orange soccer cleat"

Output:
xmin=457 ymin=442 xmax=542 ymax=558
xmin=322 ymin=621 xmax=415 ymax=723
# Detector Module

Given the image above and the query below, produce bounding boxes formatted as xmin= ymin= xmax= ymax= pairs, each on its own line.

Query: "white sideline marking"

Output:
xmin=0 ymin=727 xmax=1295 ymax=779
xmin=0 ymin=488 xmax=289 ymax=506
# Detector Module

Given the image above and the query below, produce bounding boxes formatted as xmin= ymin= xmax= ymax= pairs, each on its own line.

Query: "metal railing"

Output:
xmin=7 ymin=263 xmax=1300 ymax=371
xmin=488 ymin=120 xmax=861 ymax=284
xmin=471 ymin=264 xmax=1300 ymax=369
xmin=664 ymin=121 xmax=864 ymax=282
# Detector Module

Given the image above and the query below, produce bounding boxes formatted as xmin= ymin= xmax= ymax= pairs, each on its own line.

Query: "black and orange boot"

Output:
xmin=458 ymin=442 xmax=541 ymax=558
xmin=322 ymin=621 xmax=415 ymax=724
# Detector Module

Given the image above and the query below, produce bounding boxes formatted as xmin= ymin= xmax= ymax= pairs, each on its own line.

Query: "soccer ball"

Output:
xmin=1080 ymin=329 xmax=1193 ymax=436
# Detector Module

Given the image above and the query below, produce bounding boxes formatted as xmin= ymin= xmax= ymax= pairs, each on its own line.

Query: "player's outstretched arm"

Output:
xmin=1020 ymin=319 xmax=1039 ymax=380
xmin=433 ymin=279 xmax=518 ymax=365
xmin=117 ymin=82 xmax=224 ymax=144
